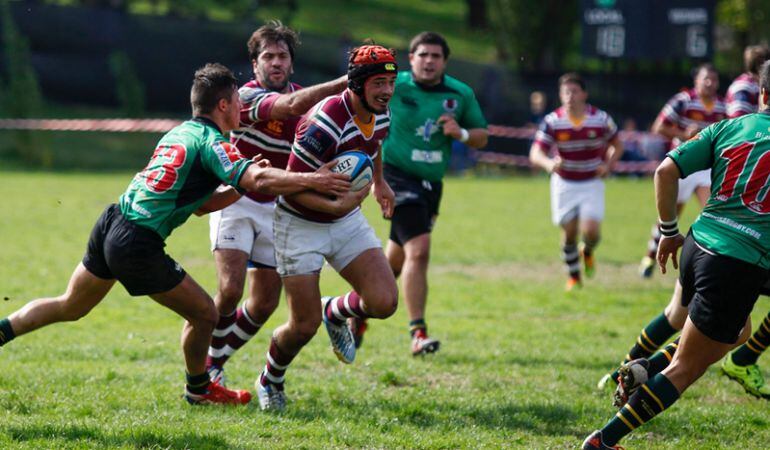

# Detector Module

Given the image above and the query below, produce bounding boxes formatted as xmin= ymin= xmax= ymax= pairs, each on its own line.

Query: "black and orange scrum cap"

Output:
xmin=348 ymin=45 xmax=398 ymax=96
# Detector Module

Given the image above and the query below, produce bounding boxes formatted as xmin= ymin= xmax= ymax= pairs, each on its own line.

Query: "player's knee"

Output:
xmin=251 ymin=296 xmax=280 ymax=321
xmin=218 ymin=283 xmax=244 ymax=309
xmin=189 ymin=302 xmax=219 ymax=332
xmin=364 ymin=289 xmax=398 ymax=319
xmin=58 ymin=295 xmax=95 ymax=322
xmin=293 ymin=320 xmax=319 ymax=345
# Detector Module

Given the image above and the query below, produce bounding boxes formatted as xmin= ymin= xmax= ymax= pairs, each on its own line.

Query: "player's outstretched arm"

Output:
xmin=238 ymin=160 xmax=351 ymax=197
xmin=269 ymin=76 xmax=348 ymax=120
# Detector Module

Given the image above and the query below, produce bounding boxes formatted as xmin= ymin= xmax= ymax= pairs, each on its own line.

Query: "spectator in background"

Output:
xmin=618 ymin=118 xmax=646 ymax=177
xmin=527 ymin=90 xmax=548 ymax=128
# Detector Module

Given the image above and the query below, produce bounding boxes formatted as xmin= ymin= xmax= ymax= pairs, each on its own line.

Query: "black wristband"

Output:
xmin=658 ymin=219 xmax=679 ymax=237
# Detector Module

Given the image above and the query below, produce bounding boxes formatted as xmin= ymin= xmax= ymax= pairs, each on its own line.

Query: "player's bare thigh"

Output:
xmin=663 ymin=280 xmax=688 ymax=329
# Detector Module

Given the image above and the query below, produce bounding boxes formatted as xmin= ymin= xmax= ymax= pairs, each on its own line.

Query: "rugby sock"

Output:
xmin=582 ymin=237 xmax=600 ymax=256
xmin=259 ymin=337 xmax=295 ymax=390
xmin=0 ymin=318 xmax=16 ymax=346
xmin=731 ymin=312 xmax=770 ymax=366
xmin=646 ymin=224 xmax=661 ymax=259
xmin=224 ymin=305 xmax=263 ymax=355
xmin=186 ymin=372 xmax=211 ymax=395
xmin=324 ymin=292 xmax=368 ymax=326
xmin=628 ymin=313 xmax=677 ymax=360
xmin=562 ymin=243 xmax=580 ymax=280
xmin=600 ymin=373 xmax=680 ymax=446
xmin=410 ymin=319 xmax=427 ymax=338
xmin=206 ymin=310 xmax=237 ymax=368
xmin=645 ymin=338 xmax=680 ymax=377
xmin=610 ymin=332 xmax=678 ymax=383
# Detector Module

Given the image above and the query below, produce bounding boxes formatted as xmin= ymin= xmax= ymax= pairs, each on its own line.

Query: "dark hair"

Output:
xmin=190 ymin=63 xmax=238 ymax=116
xmin=409 ymin=31 xmax=450 ymax=59
xmin=558 ymin=72 xmax=585 ymax=91
xmin=759 ymin=60 xmax=770 ymax=99
xmin=744 ymin=45 xmax=770 ymax=75
xmin=248 ymin=20 xmax=300 ymax=61
xmin=692 ymin=62 xmax=717 ymax=79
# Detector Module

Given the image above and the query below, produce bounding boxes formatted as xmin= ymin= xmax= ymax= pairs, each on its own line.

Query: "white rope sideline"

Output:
xmin=0 ymin=118 xmax=663 ymax=173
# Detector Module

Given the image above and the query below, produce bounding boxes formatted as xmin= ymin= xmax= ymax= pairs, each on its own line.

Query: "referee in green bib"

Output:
xmin=350 ymin=32 xmax=488 ymax=356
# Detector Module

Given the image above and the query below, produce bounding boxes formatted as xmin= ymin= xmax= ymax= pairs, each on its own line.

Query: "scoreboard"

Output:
xmin=581 ymin=0 xmax=715 ymax=59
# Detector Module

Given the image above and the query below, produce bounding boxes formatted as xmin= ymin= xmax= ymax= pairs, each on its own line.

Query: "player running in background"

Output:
xmin=529 ymin=73 xmax=622 ymax=292
xmin=583 ymin=60 xmax=770 ymax=450
xmin=0 ymin=63 xmax=349 ymax=406
xmin=726 ymin=45 xmax=770 ymax=118
xmin=351 ymin=32 xmax=488 ymax=355
xmin=639 ymin=63 xmax=726 ymax=278
xmin=254 ymin=44 xmax=399 ymax=411
xmin=599 ymin=47 xmax=770 ymax=398
xmin=204 ymin=21 xmax=348 ymax=385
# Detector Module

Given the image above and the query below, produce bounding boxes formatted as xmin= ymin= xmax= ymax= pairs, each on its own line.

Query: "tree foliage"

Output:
xmin=0 ymin=0 xmax=50 ymax=166
xmin=488 ymin=0 xmax=578 ymax=71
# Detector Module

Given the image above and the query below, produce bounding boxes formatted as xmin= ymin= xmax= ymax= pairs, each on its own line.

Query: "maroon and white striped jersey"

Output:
xmin=657 ymin=89 xmax=727 ymax=148
xmin=230 ymin=80 xmax=303 ymax=203
xmin=534 ymin=105 xmax=618 ymax=181
xmin=726 ymin=72 xmax=759 ymax=118
xmin=280 ymin=90 xmax=390 ymax=222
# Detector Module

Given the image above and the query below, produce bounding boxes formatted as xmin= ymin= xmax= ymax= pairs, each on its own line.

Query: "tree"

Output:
xmin=0 ymin=0 xmax=50 ymax=166
xmin=489 ymin=0 xmax=578 ymax=71
xmin=465 ymin=0 xmax=488 ymax=29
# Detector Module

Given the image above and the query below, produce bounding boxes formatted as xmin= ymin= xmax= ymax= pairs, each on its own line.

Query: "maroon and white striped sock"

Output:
xmin=259 ymin=337 xmax=295 ymax=389
xmin=324 ymin=291 xmax=368 ymax=326
xmin=225 ymin=304 xmax=263 ymax=353
xmin=206 ymin=310 xmax=237 ymax=368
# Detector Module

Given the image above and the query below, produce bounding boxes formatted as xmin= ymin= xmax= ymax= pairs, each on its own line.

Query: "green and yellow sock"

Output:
xmin=600 ymin=373 xmax=680 ymax=446
xmin=185 ymin=372 xmax=211 ymax=395
xmin=731 ymin=312 xmax=770 ymax=366
xmin=0 ymin=318 xmax=16 ymax=347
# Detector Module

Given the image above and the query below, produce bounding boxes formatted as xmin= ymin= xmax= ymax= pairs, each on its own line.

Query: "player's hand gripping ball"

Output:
xmin=331 ymin=151 xmax=373 ymax=191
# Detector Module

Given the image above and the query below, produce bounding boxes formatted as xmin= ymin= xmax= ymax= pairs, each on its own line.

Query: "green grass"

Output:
xmin=1 ymin=172 xmax=769 ymax=449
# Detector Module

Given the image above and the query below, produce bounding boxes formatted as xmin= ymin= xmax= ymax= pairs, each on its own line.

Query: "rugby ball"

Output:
xmin=331 ymin=151 xmax=373 ymax=191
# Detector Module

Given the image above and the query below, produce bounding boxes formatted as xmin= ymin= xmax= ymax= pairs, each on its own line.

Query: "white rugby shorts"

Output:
xmin=209 ymin=196 xmax=277 ymax=267
xmin=273 ymin=206 xmax=382 ymax=277
xmin=677 ymin=169 xmax=711 ymax=204
xmin=550 ymin=173 xmax=605 ymax=225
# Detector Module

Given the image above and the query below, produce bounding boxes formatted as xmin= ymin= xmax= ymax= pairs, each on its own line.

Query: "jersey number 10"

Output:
xmin=717 ymin=142 xmax=770 ymax=214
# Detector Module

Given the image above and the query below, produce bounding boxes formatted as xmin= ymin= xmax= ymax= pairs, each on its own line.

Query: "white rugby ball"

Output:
xmin=331 ymin=151 xmax=373 ymax=191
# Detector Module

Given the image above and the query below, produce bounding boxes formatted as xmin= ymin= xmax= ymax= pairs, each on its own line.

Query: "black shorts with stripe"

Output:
xmin=679 ymin=232 xmax=768 ymax=344
xmin=82 ymin=204 xmax=186 ymax=296
xmin=384 ymin=163 xmax=443 ymax=246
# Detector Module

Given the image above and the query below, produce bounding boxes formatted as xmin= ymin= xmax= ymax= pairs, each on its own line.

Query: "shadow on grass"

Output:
xmin=287 ymin=396 xmax=597 ymax=436
xmin=3 ymin=424 xmax=229 ymax=449
xmin=440 ymin=352 xmax=617 ymax=372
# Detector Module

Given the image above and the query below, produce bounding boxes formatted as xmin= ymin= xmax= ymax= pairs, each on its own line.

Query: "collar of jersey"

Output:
xmin=192 ymin=116 xmax=222 ymax=134
xmin=411 ymin=73 xmax=451 ymax=92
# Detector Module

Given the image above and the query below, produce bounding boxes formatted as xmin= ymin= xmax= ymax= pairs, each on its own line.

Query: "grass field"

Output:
xmin=1 ymin=172 xmax=769 ymax=449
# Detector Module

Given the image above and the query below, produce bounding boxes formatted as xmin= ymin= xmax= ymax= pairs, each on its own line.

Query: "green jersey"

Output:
xmin=119 ymin=118 xmax=252 ymax=239
xmin=383 ymin=71 xmax=487 ymax=182
xmin=668 ymin=111 xmax=770 ymax=269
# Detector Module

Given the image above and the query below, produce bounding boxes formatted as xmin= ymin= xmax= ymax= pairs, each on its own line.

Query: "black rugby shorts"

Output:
xmin=83 ymin=204 xmax=186 ymax=296
xmin=384 ymin=163 xmax=443 ymax=246
xmin=679 ymin=233 xmax=767 ymax=344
